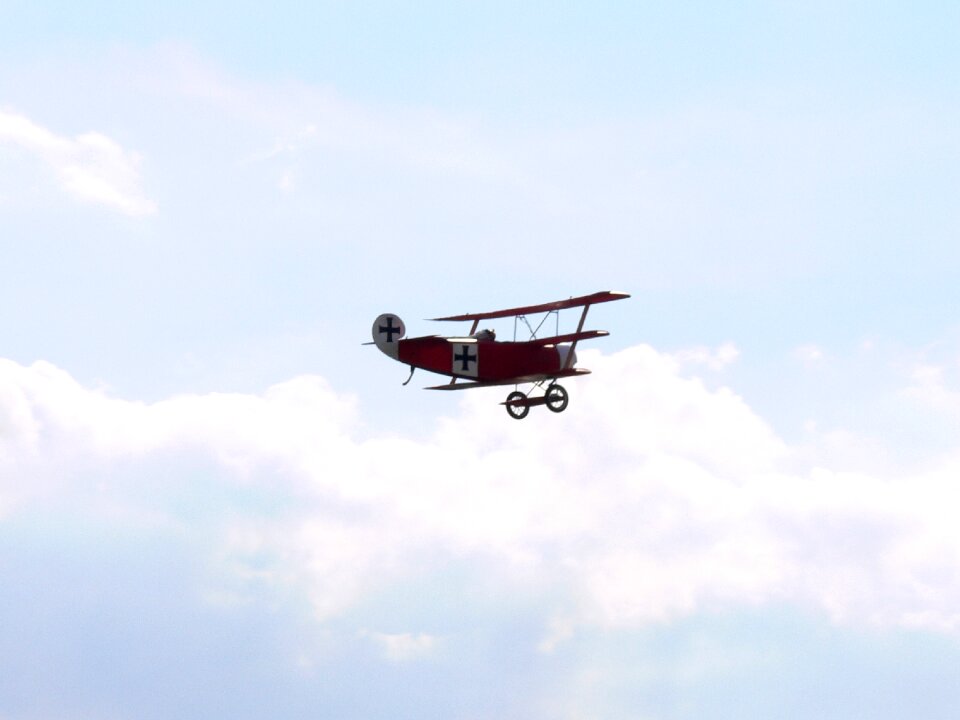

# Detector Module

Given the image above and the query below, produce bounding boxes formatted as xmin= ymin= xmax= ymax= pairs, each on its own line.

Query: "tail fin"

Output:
xmin=372 ymin=314 xmax=405 ymax=359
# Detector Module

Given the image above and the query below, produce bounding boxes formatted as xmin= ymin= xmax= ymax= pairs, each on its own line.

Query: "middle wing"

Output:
xmin=527 ymin=329 xmax=608 ymax=346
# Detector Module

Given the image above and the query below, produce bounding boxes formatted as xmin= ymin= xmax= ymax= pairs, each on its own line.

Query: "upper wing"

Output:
xmin=430 ymin=290 xmax=630 ymax=322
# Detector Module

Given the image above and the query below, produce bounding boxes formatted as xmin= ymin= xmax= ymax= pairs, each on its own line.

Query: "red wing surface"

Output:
xmin=425 ymin=367 xmax=591 ymax=390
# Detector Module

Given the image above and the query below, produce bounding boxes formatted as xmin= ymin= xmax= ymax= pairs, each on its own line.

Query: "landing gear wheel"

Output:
xmin=505 ymin=391 xmax=529 ymax=420
xmin=545 ymin=384 xmax=569 ymax=413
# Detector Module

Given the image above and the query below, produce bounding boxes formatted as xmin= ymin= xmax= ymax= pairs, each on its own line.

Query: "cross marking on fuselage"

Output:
xmin=379 ymin=316 xmax=401 ymax=343
xmin=454 ymin=345 xmax=477 ymax=372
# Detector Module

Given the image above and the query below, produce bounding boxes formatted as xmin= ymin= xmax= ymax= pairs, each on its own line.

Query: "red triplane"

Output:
xmin=369 ymin=291 xmax=629 ymax=419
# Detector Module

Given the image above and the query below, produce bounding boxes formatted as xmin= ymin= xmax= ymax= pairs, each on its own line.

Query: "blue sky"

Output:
xmin=2 ymin=2 xmax=960 ymax=718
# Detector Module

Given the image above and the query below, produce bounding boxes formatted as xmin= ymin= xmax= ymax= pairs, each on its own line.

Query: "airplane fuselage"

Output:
xmin=395 ymin=335 xmax=573 ymax=383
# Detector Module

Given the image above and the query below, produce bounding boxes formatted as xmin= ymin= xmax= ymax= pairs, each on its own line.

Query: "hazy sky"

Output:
xmin=2 ymin=2 xmax=960 ymax=718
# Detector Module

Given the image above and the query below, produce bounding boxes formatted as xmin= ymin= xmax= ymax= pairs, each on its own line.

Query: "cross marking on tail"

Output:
xmin=379 ymin=316 xmax=402 ymax=342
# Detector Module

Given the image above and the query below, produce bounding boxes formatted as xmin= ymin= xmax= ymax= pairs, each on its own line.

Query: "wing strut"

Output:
xmin=564 ymin=304 xmax=591 ymax=369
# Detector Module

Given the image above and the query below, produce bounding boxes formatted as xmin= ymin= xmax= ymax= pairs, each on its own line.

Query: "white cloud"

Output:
xmin=673 ymin=342 xmax=740 ymax=371
xmin=3 ymin=346 xmax=960 ymax=640
xmin=278 ymin=170 xmax=296 ymax=192
xmin=902 ymin=363 xmax=960 ymax=415
xmin=794 ymin=343 xmax=825 ymax=366
xmin=361 ymin=630 xmax=441 ymax=663
xmin=214 ymin=60 xmax=518 ymax=189
xmin=0 ymin=109 xmax=156 ymax=216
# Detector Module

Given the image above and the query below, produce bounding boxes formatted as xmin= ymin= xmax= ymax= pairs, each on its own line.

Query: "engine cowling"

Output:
xmin=557 ymin=344 xmax=577 ymax=370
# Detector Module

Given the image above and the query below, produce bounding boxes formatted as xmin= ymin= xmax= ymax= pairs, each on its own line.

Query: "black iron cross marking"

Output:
xmin=379 ymin=316 xmax=401 ymax=342
xmin=454 ymin=345 xmax=477 ymax=372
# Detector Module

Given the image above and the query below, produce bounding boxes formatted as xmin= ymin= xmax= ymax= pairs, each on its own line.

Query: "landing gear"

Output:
xmin=505 ymin=391 xmax=529 ymax=420
xmin=502 ymin=382 xmax=568 ymax=419
xmin=545 ymin=383 xmax=569 ymax=413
